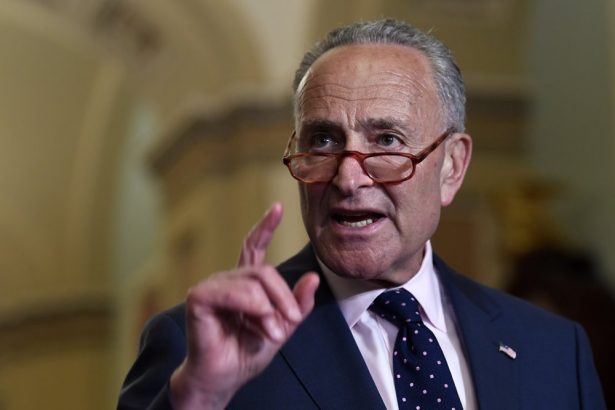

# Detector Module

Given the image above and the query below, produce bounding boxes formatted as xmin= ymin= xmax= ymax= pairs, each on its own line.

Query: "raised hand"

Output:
xmin=170 ymin=203 xmax=319 ymax=410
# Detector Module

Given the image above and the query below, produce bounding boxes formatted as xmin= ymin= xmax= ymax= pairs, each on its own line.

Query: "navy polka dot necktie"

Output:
xmin=369 ymin=288 xmax=463 ymax=410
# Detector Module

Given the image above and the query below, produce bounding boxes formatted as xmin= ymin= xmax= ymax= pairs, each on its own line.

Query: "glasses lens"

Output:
xmin=364 ymin=155 xmax=414 ymax=182
xmin=289 ymin=155 xmax=337 ymax=182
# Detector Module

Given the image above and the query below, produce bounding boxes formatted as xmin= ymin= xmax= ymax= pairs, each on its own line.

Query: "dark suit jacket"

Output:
xmin=118 ymin=245 xmax=606 ymax=409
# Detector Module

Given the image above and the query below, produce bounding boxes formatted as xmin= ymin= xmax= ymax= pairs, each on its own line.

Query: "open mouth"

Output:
xmin=333 ymin=212 xmax=384 ymax=228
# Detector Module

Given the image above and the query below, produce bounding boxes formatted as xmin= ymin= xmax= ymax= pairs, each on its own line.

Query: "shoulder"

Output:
xmin=435 ymin=255 xmax=578 ymax=336
xmin=435 ymin=256 xmax=606 ymax=408
xmin=145 ymin=303 xmax=186 ymax=335
xmin=136 ymin=303 xmax=187 ymax=353
xmin=133 ymin=303 xmax=188 ymax=371
xmin=118 ymin=303 xmax=187 ymax=409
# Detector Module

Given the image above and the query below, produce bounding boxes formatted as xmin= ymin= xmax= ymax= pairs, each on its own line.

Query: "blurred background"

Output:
xmin=1 ymin=0 xmax=614 ymax=408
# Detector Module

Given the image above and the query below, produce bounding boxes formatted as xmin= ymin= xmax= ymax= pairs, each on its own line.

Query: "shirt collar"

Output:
xmin=319 ymin=241 xmax=447 ymax=332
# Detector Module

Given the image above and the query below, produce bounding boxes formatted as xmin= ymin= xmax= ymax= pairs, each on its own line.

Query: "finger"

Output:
xmin=238 ymin=202 xmax=283 ymax=267
xmin=250 ymin=271 xmax=319 ymax=343
xmin=293 ymin=272 xmax=320 ymax=317
xmin=250 ymin=265 xmax=302 ymax=322
xmin=260 ymin=314 xmax=285 ymax=342
xmin=186 ymin=272 xmax=276 ymax=320
xmin=221 ymin=265 xmax=302 ymax=323
xmin=228 ymin=310 xmax=285 ymax=343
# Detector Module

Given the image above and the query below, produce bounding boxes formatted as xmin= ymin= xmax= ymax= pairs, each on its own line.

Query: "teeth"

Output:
xmin=341 ymin=218 xmax=374 ymax=228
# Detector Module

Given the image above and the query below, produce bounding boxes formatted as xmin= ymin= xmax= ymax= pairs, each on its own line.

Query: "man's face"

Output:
xmin=295 ymin=43 xmax=459 ymax=285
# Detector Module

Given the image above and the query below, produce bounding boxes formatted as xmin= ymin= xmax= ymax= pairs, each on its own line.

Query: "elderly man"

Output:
xmin=119 ymin=19 xmax=605 ymax=409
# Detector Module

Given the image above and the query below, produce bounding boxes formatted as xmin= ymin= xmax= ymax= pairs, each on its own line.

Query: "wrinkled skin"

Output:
xmin=295 ymin=43 xmax=472 ymax=286
xmin=169 ymin=43 xmax=471 ymax=410
xmin=170 ymin=204 xmax=319 ymax=409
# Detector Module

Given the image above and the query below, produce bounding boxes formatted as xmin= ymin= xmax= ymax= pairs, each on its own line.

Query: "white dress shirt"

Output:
xmin=319 ymin=241 xmax=477 ymax=410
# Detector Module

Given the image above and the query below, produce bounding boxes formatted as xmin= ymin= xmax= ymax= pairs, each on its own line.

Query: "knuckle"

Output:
xmin=258 ymin=264 xmax=277 ymax=278
xmin=243 ymin=233 xmax=255 ymax=248
xmin=237 ymin=279 xmax=261 ymax=299
xmin=185 ymin=286 xmax=199 ymax=305
xmin=184 ymin=274 xmax=224 ymax=310
xmin=185 ymin=287 xmax=204 ymax=316
xmin=237 ymin=280 xmax=272 ymax=312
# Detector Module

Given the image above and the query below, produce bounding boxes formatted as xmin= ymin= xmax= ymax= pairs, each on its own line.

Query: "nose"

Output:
xmin=331 ymin=154 xmax=374 ymax=195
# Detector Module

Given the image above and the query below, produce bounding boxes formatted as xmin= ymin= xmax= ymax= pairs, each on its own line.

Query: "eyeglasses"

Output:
xmin=282 ymin=128 xmax=454 ymax=184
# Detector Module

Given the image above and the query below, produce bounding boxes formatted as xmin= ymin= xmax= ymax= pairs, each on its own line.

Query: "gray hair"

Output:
xmin=293 ymin=19 xmax=466 ymax=132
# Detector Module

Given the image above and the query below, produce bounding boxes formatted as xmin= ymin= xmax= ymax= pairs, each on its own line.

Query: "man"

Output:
xmin=118 ymin=19 xmax=606 ymax=409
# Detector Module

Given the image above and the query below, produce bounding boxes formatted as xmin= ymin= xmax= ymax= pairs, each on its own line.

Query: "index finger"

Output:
xmin=238 ymin=202 xmax=283 ymax=267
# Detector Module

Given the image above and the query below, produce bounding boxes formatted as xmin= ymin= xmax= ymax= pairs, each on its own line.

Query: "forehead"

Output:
xmin=296 ymin=43 xmax=440 ymax=129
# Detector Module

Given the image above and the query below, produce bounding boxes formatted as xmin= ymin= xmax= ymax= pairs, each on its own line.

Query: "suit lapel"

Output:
xmin=435 ymin=257 xmax=520 ymax=410
xmin=278 ymin=247 xmax=523 ymax=409
xmin=278 ymin=246 xmax=386 ymax=410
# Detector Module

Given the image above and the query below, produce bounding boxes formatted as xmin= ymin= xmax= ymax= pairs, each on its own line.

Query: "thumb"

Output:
xmin=293 ymin=272 xmax=320 ymax=317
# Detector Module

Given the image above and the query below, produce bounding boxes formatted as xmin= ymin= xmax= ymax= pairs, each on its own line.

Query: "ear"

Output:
xmin=440 ymin=132 xmax=472 ymax=207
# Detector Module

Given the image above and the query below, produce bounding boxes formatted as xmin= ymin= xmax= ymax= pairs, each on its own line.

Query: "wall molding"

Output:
xmin=0 ymin=296 xmax=112 ymax=360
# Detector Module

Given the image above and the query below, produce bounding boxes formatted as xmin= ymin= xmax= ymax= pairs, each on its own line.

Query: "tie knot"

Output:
xmin=369 ymin=288 xmax=422 ymax=326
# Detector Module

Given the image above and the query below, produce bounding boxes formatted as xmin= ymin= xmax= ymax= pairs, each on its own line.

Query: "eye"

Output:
xmin=309 ymin=133 xmax=341 ymax=151
xmin=376 ymin=133 xmax=404 ymax=149
xmin=313 ymin=134 xmax=332 ymax=147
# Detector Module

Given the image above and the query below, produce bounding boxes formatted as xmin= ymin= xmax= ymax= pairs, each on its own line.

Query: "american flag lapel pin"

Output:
xmin=498 ymin=342 xmax=517 ymax=360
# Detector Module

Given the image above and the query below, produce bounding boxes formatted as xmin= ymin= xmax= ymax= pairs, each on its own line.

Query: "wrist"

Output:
xmin=169 ymin=362 xmax=232 ymax=410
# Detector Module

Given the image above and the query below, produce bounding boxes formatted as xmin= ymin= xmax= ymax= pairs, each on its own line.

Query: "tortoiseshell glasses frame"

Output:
xmin=282 ymin=128 xmax=454 ymax=184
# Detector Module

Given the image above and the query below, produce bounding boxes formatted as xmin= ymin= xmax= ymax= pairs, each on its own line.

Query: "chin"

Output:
xmin=333 ymin=263 xmax=379 ymax=280
xmin=317 ymin=244 xmax=387 ymax=280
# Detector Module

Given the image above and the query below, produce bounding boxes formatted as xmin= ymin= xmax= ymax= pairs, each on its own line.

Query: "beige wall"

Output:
xmin=526 ymin=0 xmax=615 ymax=288
xmin=1 ymin=1 xmax=613 ymax=408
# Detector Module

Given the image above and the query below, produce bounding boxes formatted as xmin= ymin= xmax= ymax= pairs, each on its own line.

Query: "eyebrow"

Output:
xmin=300 ymin=119 xmax=341 ymax=132
xmin=360 ymin=118 xmax=419 ymax=139
xmin=362 ymin=117 xmax=406 ymax=131
xmin=298 ymin=117 xmax=418 ymax=140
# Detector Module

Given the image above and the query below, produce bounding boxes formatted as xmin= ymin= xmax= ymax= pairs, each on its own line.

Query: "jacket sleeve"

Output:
xmin=117 ymin=311 xmax=187 ymax=410
xmin=574 ymin=323 xmax=607 ymax=410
